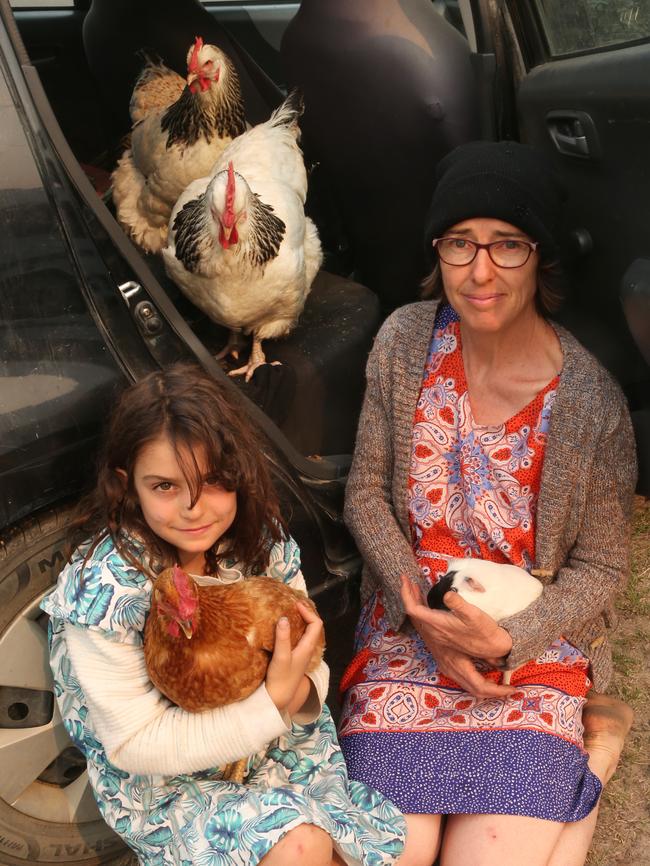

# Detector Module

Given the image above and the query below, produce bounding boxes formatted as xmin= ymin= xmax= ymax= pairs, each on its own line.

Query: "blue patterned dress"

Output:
xmin=41 ymin=534 xmax=405 ymax=866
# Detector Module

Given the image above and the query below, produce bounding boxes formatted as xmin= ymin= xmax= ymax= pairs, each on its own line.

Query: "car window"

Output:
xmin=533 ymin=0 xmax=650 ymax=55
xmin=10 ymin=1 xmax=73 ymax=6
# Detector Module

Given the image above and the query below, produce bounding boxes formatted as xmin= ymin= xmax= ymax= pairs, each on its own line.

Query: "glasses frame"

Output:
xmin=432 ymin=237 xmax=539 ymax=269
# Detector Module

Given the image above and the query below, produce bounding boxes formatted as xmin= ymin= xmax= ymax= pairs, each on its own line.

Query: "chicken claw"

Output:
xmin=228 ymin=336 xmax=281 ymax=382
xmin=220 ymin=758 xmax=248 ymax=784
xmin=215 ymin=329 xmax=243 ymax=362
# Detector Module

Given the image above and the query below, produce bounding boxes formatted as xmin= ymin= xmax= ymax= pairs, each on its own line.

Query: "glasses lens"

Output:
xmin=490 ymin=240 xmax=530 ymax=267
xmin=436 ymin=238 xmax=475 ymax=265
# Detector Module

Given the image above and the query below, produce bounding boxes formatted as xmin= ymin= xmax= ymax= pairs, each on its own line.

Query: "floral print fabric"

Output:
xmin=339 ymin=305 xmax=602 ymax=821
xmin=41 ymin=536 xmax=406 ymax=865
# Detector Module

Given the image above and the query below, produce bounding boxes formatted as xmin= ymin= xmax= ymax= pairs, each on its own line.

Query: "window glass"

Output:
xmin=536 ymin=0 xmax=650 ymax=55
xmin=10 ymin=1 xmax=74 ymax=6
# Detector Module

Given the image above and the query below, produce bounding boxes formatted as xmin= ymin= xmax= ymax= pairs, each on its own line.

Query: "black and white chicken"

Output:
xmin=112 ymin=37 xmax=246 ymax=254
xmin=162 ymin=90 xmax=322 ymax=380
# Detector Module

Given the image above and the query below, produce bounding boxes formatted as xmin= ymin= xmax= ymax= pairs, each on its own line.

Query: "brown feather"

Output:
xmin=129 ymin=61 xmax=186 ymax=124
xmin=144 ymin=569 xmax=324 ymax=712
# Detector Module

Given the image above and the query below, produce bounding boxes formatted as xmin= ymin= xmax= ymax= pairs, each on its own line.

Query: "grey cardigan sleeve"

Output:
xmin=500 ymin=391 xmax=637 ymax=671
xmin=344 ymin=318 xmax=423 ymax=630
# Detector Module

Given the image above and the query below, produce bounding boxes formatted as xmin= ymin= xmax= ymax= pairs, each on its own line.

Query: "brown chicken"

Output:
xmin=144 ymin=564 xmax=324 ymax=712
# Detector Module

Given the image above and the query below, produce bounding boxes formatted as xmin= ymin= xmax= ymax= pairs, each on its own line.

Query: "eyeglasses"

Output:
xmin=432 ymin=237 xmax=539 ymax=268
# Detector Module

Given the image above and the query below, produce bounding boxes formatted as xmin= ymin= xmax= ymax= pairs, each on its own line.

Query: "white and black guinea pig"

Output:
xmin=427 ymin=557 xmax=543 ymax=622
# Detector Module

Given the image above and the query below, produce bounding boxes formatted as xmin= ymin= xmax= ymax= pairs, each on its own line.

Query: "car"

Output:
xmin=0 ymin=1 xmax=648 ymax=864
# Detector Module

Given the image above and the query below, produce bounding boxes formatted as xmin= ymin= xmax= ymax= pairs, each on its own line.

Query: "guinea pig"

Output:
xmin=426 ymin=558 xmax=543 ymax=684
xmin=427 ymin=558 xmax=543 ymax=686
xmin=427 ymin=557 xmax=543 ymax=621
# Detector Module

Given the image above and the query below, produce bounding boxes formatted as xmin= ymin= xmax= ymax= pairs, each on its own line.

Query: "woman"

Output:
xmin=338 ymin=141 xmax=637 ymax=866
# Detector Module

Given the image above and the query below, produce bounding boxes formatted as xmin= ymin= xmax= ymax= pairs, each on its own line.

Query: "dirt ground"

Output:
xmin=587 ymin=496 xmax=650 ymax=866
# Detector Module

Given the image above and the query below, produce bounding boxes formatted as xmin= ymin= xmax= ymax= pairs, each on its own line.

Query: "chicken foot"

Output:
xmin=228 ymin=335 xmax=281 ymax=383
xmin=220 ymin=757 xmax=248 ymax=785
xmin=215 ymin=329 xmax=244 ymax=362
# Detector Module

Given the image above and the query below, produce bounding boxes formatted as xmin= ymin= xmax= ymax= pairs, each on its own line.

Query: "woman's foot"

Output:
xmin=582 ymin=692 xmax=634 ymax=784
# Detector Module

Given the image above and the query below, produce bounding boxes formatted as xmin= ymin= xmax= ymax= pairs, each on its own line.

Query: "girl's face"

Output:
xmin=131 ymin=435 xmax=237 ymax=574
xmin=439 ymin=217 xmax=539 ymax=334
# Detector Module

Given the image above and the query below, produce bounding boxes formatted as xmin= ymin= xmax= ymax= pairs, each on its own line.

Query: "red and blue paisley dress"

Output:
xmin=338 ymin=305 xmax=602 ymax=821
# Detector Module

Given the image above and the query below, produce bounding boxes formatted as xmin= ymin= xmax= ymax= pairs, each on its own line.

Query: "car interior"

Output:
xmin=8 ymin=0 xmax=482 ymax=464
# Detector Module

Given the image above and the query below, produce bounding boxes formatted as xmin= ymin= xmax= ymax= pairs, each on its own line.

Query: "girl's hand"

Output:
xmin=265 ymin=601 xmax=323 ymax=716
xmin=401 ymin=575 xmax=513 ymax=660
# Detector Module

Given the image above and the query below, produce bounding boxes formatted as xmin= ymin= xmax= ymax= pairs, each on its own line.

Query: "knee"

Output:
xmin=266 ymin=823 xmax=333 ymax=865
xmin=396 ymin=814 xmax=441 ymax=866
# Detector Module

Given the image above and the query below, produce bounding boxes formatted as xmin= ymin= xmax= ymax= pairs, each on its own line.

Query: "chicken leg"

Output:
xmin=215 ymin=329 xmax=244 ymax=362
xmin=228 ymin=335 xmax=280 ymax=382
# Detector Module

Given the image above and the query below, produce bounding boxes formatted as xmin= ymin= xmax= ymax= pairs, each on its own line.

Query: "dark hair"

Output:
xmin=420 ymin=258 xmax=564 ymax=317
xmin=70 ymin=363 xmax=286 ymax=576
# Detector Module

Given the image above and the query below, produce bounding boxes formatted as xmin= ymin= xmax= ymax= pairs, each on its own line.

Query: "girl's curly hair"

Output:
xmin=70 ymin=363 xmax=286 ymax=576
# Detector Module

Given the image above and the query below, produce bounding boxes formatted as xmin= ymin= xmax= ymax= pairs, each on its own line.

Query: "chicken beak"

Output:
xmin=187 ymin=71 xmax=211 ymax=92
xmin=179 ymin=620 xmax=193 ymax=640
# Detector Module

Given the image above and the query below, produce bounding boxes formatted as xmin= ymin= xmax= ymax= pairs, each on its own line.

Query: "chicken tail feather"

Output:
xmin=269 ymin=88 xmax=304 ymax=131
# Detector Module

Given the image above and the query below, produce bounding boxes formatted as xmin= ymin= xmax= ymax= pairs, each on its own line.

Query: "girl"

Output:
xmin=41 ymin=363 xmax=406 ymax=866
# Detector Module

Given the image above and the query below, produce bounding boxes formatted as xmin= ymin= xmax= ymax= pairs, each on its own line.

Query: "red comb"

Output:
xmin=222 ymin=161 xmax=236 ymax=228
xmin=188 ymin=36 xmax=204 ymax=74
xmin=172 ymin=564 xmax=198 ymax=619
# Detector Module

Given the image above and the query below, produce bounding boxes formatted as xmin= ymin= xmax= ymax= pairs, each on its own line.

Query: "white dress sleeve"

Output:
xmin=64 ymin=623 xmax=290 ymax=776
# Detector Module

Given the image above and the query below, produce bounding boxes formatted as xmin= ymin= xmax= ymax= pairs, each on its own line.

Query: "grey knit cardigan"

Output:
xmin=344 ymin=301 xmax=637 ymax=691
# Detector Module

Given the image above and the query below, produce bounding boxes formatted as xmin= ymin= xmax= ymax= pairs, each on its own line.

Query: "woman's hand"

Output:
xmin=400 ymin=575 xmax=513 ymax=659
xmin=265 ymin=601 xmax=323 ymax=716
xmin=425 ymin=638 xmax=515 ymax=699
xmin=401 ymin=576 xmax=515 ymax=699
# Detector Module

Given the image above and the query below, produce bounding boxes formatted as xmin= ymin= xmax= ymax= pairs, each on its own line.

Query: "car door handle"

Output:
xmin=546 ymin=110 xmax=601 ymax=160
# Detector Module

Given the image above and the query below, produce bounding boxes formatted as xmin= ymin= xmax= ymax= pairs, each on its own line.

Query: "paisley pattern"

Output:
xmin=339 ymin=305 xmax=602 ymax=821
xmin=42 ymin=535 xmax=405 ymax=865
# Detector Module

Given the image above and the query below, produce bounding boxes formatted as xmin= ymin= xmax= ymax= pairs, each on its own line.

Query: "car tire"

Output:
xmin=0 ymin=505 xmax=134 ymax=865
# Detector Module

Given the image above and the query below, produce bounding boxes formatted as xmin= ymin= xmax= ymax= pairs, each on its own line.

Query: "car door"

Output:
xmin=499 ymin=0 xmax=650 ymax=493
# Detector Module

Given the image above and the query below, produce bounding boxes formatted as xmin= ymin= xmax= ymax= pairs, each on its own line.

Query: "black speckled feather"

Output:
xmin=173 ymin=194 xmax=209 ymax=273
xmin=161 ymin=55 xmax=245 ymax=150
xmin=247 ymin=195 xmax=285 ymax=268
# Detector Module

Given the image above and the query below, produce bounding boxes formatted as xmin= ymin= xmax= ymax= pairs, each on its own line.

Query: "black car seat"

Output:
xmin=282 ymin=0 xmax=479 ymax=311
xmin=82 ymin=0 xmax=283 ymax=143
xmin=82 ymin=0 xmax=382 ymax=459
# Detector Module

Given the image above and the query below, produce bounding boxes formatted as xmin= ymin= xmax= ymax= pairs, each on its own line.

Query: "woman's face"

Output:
xmin=438 ymin=217 xmax=539 ymax=334
xmin=131 ymin=435 xmax=237 ymax=573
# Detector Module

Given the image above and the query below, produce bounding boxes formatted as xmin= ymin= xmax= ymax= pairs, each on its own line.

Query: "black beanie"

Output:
xmin=424 ymin=140 xmax=567 ymax=262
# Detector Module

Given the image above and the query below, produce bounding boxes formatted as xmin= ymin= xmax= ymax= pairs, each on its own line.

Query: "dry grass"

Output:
xmin=587 ymin=497 xmax=650 ymax=866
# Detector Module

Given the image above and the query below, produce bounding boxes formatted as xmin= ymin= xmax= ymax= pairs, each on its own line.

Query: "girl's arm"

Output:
xmin=64 ymin=623 xmax=290 ymax=776
xmin=284 ymin=568 xmax=328 ymax=723
xmin=343 ymin=315 xmax=424 ymax=630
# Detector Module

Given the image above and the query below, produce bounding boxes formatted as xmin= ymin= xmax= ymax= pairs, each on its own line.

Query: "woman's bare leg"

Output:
xmin=395 ymin=814 xmax=443 ymax=866
xmin=441 ymin=814 xmax=564 ymax=866
xmin=545 ymin=693 xmax=634 ymax=866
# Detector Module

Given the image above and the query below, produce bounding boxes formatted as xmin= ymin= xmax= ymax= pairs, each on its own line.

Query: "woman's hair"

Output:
xmin=71 ymin=363 xmax=286 ymax=576
xmin=420 ymin=258 xmax=565 ymax=317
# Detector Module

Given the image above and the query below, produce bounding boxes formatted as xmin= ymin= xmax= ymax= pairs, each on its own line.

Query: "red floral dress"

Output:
xmin=338 ymin=305 xmax=601 ymax=821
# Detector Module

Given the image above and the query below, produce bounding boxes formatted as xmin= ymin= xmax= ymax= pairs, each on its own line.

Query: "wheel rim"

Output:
xmin=0 ymin=592 xmax=101 ymax=824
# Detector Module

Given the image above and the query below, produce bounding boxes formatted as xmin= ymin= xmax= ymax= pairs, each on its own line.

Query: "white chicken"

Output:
xmin=112 ymin=37 xmax=246 ymax=254
xmin=162 ymin=89 xmax=322 ymax=381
